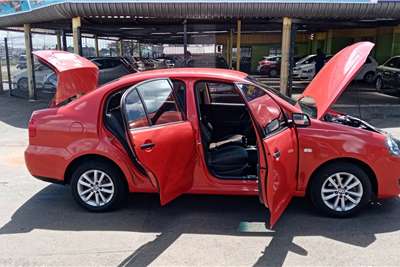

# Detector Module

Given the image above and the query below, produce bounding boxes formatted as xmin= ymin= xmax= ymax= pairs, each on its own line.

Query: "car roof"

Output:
xmin=122 ymin=68 xmax=248 ymax=81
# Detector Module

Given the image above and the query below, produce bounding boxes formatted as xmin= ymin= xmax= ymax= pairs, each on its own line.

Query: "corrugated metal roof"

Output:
xmin=1 ymin=1 xmax=400 ymax=27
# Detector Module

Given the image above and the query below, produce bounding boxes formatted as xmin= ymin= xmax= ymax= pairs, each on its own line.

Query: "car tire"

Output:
xmin=17 ymin=78 xmax=28 ymax=91
xmin=310 ymin=162 xmax=372 ymax=218
xmin=363 ymin=72 xmax=375 ymax=84
xmin=70 ymin=160 xmax=128 ymax=212
xmin=269 ymin=69 xmax=278 ymax=78
xmin=375 ymin=76 xmax=384 ymax=92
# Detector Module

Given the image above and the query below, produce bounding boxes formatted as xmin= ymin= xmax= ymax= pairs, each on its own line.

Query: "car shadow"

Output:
xmin=1 ymin=184 xmax=399 ymax=266
xmin=0 ymin=94 xmax=48 ymax=129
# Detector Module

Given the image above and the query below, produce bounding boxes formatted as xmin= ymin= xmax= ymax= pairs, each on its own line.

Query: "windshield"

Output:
xmin=245 ymin=76 xmax=296 ymax=105
xmin=245 ymin=76 xmax=318 ymax=118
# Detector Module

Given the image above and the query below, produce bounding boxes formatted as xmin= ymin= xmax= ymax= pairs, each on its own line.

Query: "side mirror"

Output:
xmin=292 ymin=113 xmax=311 ymax=127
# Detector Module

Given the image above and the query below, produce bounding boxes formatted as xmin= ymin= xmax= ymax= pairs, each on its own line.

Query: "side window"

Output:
xmin=394 ymin=58 xmax=400 ymax=69
xmin=206 ymin=81 xmax=243 ymax=104
xmin=171 ymin=79 xmax=186 ymax=115
xmin=385 ymin=58 xmax=396 ymax=68
xmin=238 ymin=83 xmax=284 ymax=135
xmin=136 ymin=79 xmax=183 ymax=126
xmin=124 ymin=89 xmax=150 ymax=129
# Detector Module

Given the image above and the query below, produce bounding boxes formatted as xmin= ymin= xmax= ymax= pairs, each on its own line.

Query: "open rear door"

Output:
xmin=121 ymin=78 xmax=196 ymax=205
xmin=238 ymin=83 xmax=298 ymax=228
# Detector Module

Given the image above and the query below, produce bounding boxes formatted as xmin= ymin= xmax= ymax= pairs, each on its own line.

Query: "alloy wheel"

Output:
xmin=77 ymin=169 xmax=115 ymax=207
xmin=320 ymin=172 xmax=364 ymax=212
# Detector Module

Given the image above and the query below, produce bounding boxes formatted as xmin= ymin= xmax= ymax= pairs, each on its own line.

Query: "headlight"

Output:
xmin=386 ymin=135 xmax=400 ymax=157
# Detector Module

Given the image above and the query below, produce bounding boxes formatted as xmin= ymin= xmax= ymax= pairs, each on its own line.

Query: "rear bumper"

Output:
xmin=25 ymin=145 xmax=68 ymax=183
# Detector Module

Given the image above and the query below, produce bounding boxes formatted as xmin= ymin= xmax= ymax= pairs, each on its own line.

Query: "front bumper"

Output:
xmin=375 ymin=155 xmax=400 ymax=198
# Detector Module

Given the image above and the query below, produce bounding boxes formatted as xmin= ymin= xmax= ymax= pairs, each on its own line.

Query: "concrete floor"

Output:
xmin=0 ymin=94 xmax=400 ymax=266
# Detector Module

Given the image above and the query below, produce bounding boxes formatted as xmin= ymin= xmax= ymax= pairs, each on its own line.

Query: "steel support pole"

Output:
xmin=326 ymin=30 xmax=333 ymax=54
xmin=228 ymin=29 xmax=233 ymax=69
xmin=280 ymin=17 xmax=292 ymax=95
xmin=62 ymin=30 xmax=67 ymax=51
xmin=183 ymin=20 xmax=188 ymax=66
xmin=4 ymin=38 xmax=12 ymax=95
xmin=236 ymin=20 xmax=241 ymax=71
xmin=287 ymin=24 xmax=296 ymax=97
xmin=72 ymin=17 xmax=82 ymax=55
xmin=118 ymin=39 xmax=123 ymax=56
xmin=24 ymin=24 xmax=36 ymax=100
xmin=94 ymin=35 xmax=99 ymax=57
xmin=56 ymin=31 xmax=62 ymax=50
xmin=0 ymin=57 xmax=3 ymax=94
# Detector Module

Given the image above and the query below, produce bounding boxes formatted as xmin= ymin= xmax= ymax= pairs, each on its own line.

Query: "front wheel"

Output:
xmin=70 ymin=160 xmax=128 ymax=212
xmin=17 ymin=78 xmax=28 ymax=91
xmin=310 ymin=163 xmax=372 ymax=217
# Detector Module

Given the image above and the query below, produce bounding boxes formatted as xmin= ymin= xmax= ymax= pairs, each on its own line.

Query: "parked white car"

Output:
xmin=13 ymin=63 xmax=53 ymax=91
xmin=293 ymin=54 xmax=332 ymax=80
xmin=354 ymin=56 xmax=378 ymax=83
xmin=293 ymin=54 xmax=377 ymax=83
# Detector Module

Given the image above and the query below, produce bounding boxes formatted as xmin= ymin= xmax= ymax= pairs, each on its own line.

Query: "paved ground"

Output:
xmin=0 ymin=94 xmax=400 ymax=266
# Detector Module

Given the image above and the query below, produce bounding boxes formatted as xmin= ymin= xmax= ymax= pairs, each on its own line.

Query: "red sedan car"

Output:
xmin=25 ymin=42 xmax=400 ymax=228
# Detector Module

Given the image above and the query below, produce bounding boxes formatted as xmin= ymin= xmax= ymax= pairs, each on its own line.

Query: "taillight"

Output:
xmin=28 ymin=117 xmax=37 ymax=138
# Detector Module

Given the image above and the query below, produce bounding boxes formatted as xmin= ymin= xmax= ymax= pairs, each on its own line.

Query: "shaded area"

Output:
xmin=1 ymin=185 xmax=399 ymax=266
xmin=0 ymin=94 xmax=48 ymax=129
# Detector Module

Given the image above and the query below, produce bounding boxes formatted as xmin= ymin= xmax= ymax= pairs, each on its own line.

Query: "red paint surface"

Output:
xmin=25 ymin=45 xmax=400 ymax=227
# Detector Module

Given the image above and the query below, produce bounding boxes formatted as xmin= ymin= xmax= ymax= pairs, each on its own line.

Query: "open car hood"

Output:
xmin=301 ymin=42 xmax=374 ymax=119
xmin=33 ymin=50 xmax=99 ymax=106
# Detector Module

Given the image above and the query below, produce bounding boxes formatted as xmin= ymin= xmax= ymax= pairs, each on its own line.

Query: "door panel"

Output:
xmin=128 ymin=122 xmax=196 ymax=205
xmin=237 ymin=83 xmax=298 ymax=228
xmin=262 ymin=127 xmax=298 ymax=228
xmin=121 ymin=78 xmax=196 ymax=205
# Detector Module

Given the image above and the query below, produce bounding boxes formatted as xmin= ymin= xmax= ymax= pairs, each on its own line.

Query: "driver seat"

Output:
xmin=200 ymin=120 xmax=248 ymax=177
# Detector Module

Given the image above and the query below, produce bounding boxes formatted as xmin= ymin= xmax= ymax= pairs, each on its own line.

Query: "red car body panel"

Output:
xmin=127 ymin=121 xmax=197 ymax=205
xmin=25 ymin=44 xmax=400 ymax=227
xmin=33 ymin=50 xmax=99 ymax=106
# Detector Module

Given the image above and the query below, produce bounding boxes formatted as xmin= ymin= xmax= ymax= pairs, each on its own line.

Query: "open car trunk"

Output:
xmin=33 ymin=50 xmax=99 ymax=106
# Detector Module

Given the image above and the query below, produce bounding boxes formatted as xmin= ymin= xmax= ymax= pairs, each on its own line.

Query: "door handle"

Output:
xmin=140 ymin=143 xmax=155 ymax=150
xmin=273 ymin=150 xmax=281 ymax=159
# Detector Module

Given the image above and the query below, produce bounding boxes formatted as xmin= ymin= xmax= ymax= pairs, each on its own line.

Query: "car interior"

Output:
xmin=104 ymin=79 xmax=259 ymax=182
xmin=195 ymin=81 xmax=258 ymax=180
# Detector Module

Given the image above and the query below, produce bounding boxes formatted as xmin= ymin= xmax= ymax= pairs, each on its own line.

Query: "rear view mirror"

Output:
xmin=292 ymin=113 xmax=311 ymax=127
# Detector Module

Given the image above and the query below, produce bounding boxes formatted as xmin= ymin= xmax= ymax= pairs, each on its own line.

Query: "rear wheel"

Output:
xmin=375 ymin=76 xmax=384 ymax=92
xmin=310 ymin=163 xmax=372 ymax=217
xmin=70 ymin=160 xmax=128 ymax=212
xmin=363 ymin=72 xmax=375 ymax=84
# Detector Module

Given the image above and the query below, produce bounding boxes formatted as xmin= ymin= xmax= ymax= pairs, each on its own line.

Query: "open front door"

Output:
xmin=238 ymin=83 xmax=298 ymax=228
xmin=121 ymin=79 xmax=196 ymax=205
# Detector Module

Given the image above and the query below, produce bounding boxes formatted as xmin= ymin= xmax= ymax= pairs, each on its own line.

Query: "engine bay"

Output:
xmin=324 ymin=113 xmax=381 ymax=133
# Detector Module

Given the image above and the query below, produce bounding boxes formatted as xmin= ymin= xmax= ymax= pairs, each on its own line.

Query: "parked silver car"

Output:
xmin=15 ymin=56 xmax=136 ymax=91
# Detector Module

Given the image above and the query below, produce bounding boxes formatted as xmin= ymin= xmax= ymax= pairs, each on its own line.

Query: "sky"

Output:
xmin=0 ymin=30 xmax=113 ymax=50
